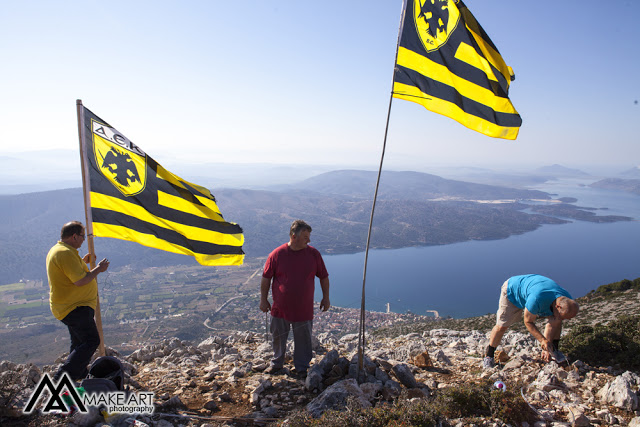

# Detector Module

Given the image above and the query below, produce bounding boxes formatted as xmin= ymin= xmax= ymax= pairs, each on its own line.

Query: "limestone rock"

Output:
xmin=306 ymin=378 xmax=371 ymax=418
xmin=597 ymin=371 xmax=639 ymax=410
xmin=495 ymin=349 xmax=510 ymax=364
xmin=628 ymin=416 xmax=640 ymax=427
xmin=432 ymin=349 xmax=452 ymax=366
xmin=411 ymin=351 xmax=433 ymax=368
xmin=391 ymin=363 xmax=418 ymax=389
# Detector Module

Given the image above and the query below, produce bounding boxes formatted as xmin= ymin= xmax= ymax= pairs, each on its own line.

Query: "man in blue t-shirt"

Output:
xmin=483 ymin=274 xmax=579 ymax=369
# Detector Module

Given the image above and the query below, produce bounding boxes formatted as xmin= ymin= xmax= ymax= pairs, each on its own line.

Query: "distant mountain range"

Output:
xmin=534 ymin=164 xmax=590 ymax=177
xmin=0 ymin=169 xmax=633 ymax=286
xmin=621 ymin=166 xmax=640 ymax=178
xmin=271 ymin=170 xmax=551 ymax=201
xmin=0 ymin=149 xmax=635 ymax=195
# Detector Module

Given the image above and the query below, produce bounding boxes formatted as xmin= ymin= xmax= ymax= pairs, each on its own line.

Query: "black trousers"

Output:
xmin=54 ymin=306 xmax=100 ymax=381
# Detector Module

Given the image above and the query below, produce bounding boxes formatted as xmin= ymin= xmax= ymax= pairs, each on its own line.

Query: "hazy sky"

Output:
xmin=1 ymin=0 xmax=638 ymax=171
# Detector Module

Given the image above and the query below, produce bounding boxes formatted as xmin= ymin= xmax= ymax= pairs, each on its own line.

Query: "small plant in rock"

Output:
xmin=431 ymin=382 xmax=491 ymax=418
xmin=284 ymin=396 xmax=441 ymax=426
xmin=489 ymin=387 xmax=537 ymax=425
xmin=424 ymin=380 xmax=536 ymax=425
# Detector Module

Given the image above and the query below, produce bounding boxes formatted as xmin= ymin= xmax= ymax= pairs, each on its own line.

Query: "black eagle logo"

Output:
xmin=418 ymin=0 xmax=449 ymax=38
xmin=100 ymin=147 xmax=141 ymax=188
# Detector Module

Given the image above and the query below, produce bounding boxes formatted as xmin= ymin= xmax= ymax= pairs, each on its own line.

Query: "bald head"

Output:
xmin=556 ymin=296 xmax=579 ymax=320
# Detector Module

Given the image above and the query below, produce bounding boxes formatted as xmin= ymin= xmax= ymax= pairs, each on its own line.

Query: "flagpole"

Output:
xmin=76 ymin=99 xmax=106 ymax=357
xmin=356 ymin=0 xmax=408 ymax=379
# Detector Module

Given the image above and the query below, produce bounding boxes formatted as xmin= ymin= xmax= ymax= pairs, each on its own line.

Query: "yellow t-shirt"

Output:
xmin=46 ymin=241 xmax=97 ymax=320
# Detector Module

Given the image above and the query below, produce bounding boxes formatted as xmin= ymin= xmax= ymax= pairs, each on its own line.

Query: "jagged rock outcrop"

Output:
xmin=1 ymin=327 xmax=639 ymax=426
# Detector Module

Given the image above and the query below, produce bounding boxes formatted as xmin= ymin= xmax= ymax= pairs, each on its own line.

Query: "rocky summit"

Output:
xmin=1 ymin=320 xmax=640 ymax=427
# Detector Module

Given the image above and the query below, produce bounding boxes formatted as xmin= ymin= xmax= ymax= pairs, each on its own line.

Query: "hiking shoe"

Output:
xmin=290 ymin=369 xmax=307 ymax=379
xmin=264 ymin=365 xmax=283 ymax=375
xmin=551 ymin=350 xmax=567 ymax=365
xmin=482 ymin=356 xmax=496 ymax=369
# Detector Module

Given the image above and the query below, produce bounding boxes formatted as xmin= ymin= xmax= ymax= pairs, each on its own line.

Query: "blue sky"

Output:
xmin=1 ymin=0 xmax=638 ymax=171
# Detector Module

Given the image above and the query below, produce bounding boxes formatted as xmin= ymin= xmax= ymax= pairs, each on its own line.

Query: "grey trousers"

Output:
xmin=270 ymin=316 xmax=313 ymax=372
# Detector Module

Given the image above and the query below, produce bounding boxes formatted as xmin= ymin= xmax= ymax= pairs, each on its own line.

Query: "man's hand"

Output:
xmin=82 ymin=253 xmax=95 ymax=264
xmin=73 ymin=258 xmax=109 ymax=287
xmin=260 ymin=299 xmax=271 ymax=313
xmin=259 ymin=277 xmax=272 ymax=313
xmin=319 ymin=277 xmax=330 ymax=312
xmin=540 ymin=339 xmax=554 ymax=361
xmin=96 ymin=258 xmax=110 ymax=273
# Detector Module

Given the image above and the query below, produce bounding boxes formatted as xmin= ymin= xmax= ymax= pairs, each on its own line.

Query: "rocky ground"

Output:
xmin=1 ymin=291 xmax=639 ymax=427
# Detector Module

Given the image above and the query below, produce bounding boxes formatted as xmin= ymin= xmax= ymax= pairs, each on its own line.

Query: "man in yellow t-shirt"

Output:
xmin=46 ymin=221 xmax=110 ymax=381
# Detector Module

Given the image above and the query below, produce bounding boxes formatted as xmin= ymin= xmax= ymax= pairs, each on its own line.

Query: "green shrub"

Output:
xmin=592 ymin=278 xmax=640 ymax=294
xmin=561 ymin=315 xmax=640 ymax=371
xmin=285 ymin=398 xmax=440 ymax=427
xmin=431 ymin=380 xmax=534 ymax=424
xmin=432 ymin=382 xmax=491 ymax=418
xmin=283 ymin=381 xmax=536 ymax=426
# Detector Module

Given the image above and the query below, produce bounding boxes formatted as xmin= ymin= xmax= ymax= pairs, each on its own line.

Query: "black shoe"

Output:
xmin=291 ymin=369 xmax=307 ymax=379
xmin=264 ymin=365 xmax=283 ymax=375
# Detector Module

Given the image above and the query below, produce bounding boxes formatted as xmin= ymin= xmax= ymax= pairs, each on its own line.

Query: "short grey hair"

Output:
xmin=290 ymin=219 xmax=312 ymax=236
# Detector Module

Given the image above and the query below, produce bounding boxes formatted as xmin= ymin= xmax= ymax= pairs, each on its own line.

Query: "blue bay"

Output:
xmin=316 ymin=181 xmax=640 ymax=318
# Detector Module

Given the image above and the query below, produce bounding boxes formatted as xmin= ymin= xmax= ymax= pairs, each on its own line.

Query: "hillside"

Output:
xmin=374 ymin=277 xmax=640 ymax=337
xmin=0 ymin=189 xmax=201 ymax=285
xmin=590 ymin=178 xmax=640 ymax=196
xmin=1 ymin=279 xmax=639 ymax=426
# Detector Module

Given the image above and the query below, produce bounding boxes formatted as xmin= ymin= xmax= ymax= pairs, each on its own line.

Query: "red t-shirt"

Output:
xmin=263 ymin=243 xmax=329 ymax=322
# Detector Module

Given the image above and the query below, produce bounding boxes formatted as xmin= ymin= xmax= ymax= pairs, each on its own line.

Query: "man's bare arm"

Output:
xmin=524 ymin=309 xmax=554 ymax=358
xmin=259 ymin=276 xmax=272 ymax=313
xmin=319 ymin=277 xmax=330 ymax=311
xmin=73 ymin=258 xmax=109 ymax=287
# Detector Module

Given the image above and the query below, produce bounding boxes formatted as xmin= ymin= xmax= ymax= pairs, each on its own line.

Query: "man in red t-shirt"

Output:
xmin=260 ymin=219 xmax=330 ymax=378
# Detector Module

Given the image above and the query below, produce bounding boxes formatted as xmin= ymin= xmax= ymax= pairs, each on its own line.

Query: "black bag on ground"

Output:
xmin=80 ymin=356 xmax=125 ymax=393
xmin=80 ymin=377 xmax=119 ymax=394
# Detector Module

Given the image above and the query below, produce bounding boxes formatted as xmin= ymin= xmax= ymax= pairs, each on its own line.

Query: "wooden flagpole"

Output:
xmin=76 ymin=99 xmax=106 ymax=356
xmin=356 ymin=0 xmax=408 ymax=379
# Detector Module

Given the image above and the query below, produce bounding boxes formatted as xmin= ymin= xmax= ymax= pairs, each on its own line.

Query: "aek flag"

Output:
xmin=393 ymin=0 xmax=522 ymax=140
xmin=79 ymin=106 xmax=244 ymax=265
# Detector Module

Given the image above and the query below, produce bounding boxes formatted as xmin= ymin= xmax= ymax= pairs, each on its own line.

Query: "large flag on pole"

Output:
xmin=393 ymin=0 xmax=522 ymax=139
xmin=78 ymin=105 xmax=245 ymax=265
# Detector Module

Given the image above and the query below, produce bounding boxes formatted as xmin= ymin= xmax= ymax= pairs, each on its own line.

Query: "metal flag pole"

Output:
xmin=76 ymin=99 xmax=106 ymax=356
xmin=356 ymin=0 xmax=408 ymax=379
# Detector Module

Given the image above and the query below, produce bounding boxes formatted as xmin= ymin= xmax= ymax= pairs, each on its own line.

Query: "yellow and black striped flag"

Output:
xmin=80 ymin=106 xmax=244 ymax=265
xmin=393 ymin=0 xmax=521 ymax=139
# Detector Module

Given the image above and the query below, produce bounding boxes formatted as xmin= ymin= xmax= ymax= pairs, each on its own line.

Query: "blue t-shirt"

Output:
xmin=507 ymin=274 xmax=572 ymax=317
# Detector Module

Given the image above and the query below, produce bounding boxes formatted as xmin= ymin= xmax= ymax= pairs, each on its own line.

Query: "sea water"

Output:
xmin=317 ymin=180 xmax=640 ymax=318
